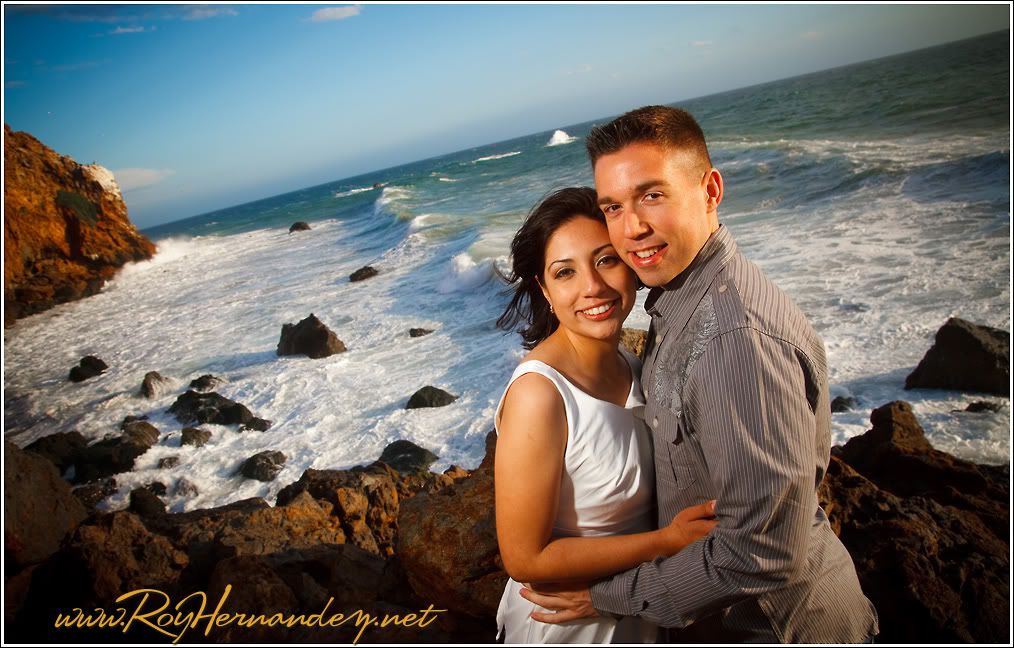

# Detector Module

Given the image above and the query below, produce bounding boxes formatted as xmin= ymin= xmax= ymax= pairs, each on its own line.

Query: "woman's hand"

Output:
xmin=658 ymin=500 xmax=718 ymax=555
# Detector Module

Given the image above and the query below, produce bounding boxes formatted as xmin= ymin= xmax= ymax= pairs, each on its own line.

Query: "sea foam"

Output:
xmin=546 ymin=129 xmax=578 ymax=146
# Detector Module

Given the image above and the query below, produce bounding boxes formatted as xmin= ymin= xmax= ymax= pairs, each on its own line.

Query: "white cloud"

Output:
xmin=184 ymin=7 xmax=239 ymax=21
xmin=690 ymin=40 xmax=713 ymax=47
xmin=113 ymin=168 xmax=176 ymax=192
xmin=309 ymin=6 xmax=361 ymax=22
xmin=801 ymin=31 xmax=823 ymax=41
xmin=110 ymin=26 xmax=147 ymax=34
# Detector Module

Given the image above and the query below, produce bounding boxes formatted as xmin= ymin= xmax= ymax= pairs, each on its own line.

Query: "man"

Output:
xmin=519 ymin=106 xmax=879 ymax=643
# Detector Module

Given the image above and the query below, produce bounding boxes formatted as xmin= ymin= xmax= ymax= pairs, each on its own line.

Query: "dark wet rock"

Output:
xmin=168 ymin=390 xmax=266 ymax=428
xmin=379 ymin=439 xmax=439 ymax=476
xmin=189 ymin=374 xmax=223 ymax=392
xmin=74 ymin=424 xmax=161 ymax=484
xmin=139 ymin=370 xmax=169 ymax=398
xmin=240 ymin=417 xmax=272 ymax=432
xmin=406 ymin=385 xmax=457 ymax=409
xmin=68 ymin=355 xmax=107 ymax=382
xmin=238 ymin=451 xmax=287 ymax=482
xmin=831 ymin=395 xmax=858 ymax=413
xmin=961 ymin=400 xmax=1003 ymax=413
xmin=905 ymin=317 xmax=1009 ymax=395
xmin=129 ymin=487 xmax=166 ymax=517
xmin=180 ymin=426 xmax=211 ymax=447
xmin=409 ymin=327 xmax=434 ymax=338
xmin=121 ymin=420 xmax=160 ymax=446
xmin=5 ymin=441 xmax=87 ymax=569
xmin=24 ymin=431 xmax=87 ymax=475
xmin=173 ymin=477 xmax=199 ymax=498
xmin=120 ymin=414 xmax=149 ymax=427
xmin=144 ymin=481 xmax=168 ymax=497
xmin=276 ymin=313 xmax=347 ymax=359
xmin=619 ymin=327 xmax=648 ymax=360
xmin=819 ymin=402 xmax=1008 ymax=643
xmin=349 ymin=265 xmax=379 ymax=282
xmin=157 ymin=456 xmax=180 ymax=469
xmin=288 ymin=221 xmax=311 ymax=233
xmin=71 ymin=478 xmax=117 ymax=513
xmin=397 ymin=430 xmax=505 ymax=618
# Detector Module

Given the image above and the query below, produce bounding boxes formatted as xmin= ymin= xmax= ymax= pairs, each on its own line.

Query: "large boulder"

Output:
xmin=819 ymin=401 xmax=1009 ymax=643
xmin=905 ymin=318 xmax=1009 ymax=395
xmin=139 ymin=370 xmax=169 ymax=398
xmin=349 ymin=265 xmax=379 ymax=282
xmin=238 ymin=451 xmax=287 ymax=482
xmin=24 ymin=431 xmax=87 ymax=475
xmin=167 ymin=390 xmax=271 ymax=431
xmin=276 ymin=313 xmax=347 ymax=359
xmin=397 ymin=431 xmax=506 ymax=619
xmin=3 ymin=124 xmax=155 ymax=326
xmin=68 ymin=355 xmax=107 ymax=382
xmin=4 ymin=442 xmax=88 ymax=569
xmin=74 ymin=424 xmax=162 ymax=483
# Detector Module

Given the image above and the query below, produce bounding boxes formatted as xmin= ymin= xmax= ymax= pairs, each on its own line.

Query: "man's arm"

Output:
xmin=587 ymin=326 xmax=820 ymax=626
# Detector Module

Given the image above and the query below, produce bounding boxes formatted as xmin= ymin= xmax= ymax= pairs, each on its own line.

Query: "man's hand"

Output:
xmin=519 ymin=582 xmax=599 ymax=624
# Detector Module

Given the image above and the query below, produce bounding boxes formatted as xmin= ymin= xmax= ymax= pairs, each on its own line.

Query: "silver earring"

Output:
xmin=549 ymin=304 xmax=555 ymax=314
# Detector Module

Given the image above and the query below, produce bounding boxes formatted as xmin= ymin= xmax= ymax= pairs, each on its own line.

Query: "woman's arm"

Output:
xmin=494 ymin=373 xmax=715 ymax=585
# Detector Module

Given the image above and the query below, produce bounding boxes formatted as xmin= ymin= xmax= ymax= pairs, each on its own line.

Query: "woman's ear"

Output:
xmin=535 ymin=275 xmax=553 ymax=311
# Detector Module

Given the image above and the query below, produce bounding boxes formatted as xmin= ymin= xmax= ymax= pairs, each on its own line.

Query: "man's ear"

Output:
xmin=704 ymin=168 xmax=723 ymax=211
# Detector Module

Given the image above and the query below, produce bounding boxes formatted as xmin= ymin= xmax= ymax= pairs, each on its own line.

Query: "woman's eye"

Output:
xmin=554 ymin=268 xmax=573 ymax=279
xmin=597 ymin=255 xmax=618 ymax=266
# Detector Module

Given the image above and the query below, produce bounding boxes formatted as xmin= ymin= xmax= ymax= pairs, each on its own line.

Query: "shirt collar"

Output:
xmin=644 ymin=225 xmax=737 ymax=333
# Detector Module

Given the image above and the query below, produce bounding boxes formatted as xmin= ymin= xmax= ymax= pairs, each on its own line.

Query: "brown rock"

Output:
xmin=4 ymin=442 xmax=87 ymax=568
xmin=180 ymin=426 xmax=211 ymax=447
xmin=820 ymin=402 xmax=1009 ymax=643
xmin=24 ymin=430 xmax=87 ymax=475
xmin=139 ymin=370 xmax=169 ymax=398
xmin=396 ymin=430 xmax=506 ymax=619
xmin=619 ymin=327 xmax=648 ymax=359
xmin=3 ymin=124 xmax=155 ymax=326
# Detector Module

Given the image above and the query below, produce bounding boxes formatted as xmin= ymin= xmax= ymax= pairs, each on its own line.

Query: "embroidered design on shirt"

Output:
xmin=653 ymin=294 xmax=719 ymax=418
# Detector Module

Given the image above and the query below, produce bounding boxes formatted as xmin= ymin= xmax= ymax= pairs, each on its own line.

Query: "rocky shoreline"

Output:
xmin=5 ymin=326 xmax=1010 ymax=644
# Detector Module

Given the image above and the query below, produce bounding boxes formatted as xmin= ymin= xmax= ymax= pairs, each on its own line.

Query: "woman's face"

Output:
xmin=539 ymin=216 xmax=637 ymax=342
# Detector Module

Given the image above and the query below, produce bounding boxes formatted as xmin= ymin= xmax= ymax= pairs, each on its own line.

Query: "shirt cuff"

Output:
xmin=590 ymin=577 xmax=634 ymax=618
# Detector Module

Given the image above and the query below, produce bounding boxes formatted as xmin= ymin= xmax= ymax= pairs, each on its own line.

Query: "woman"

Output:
xmin=493 ymin=187 xmax=716 ymax=643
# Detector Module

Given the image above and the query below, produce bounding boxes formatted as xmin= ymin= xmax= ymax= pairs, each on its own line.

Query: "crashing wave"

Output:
xmin=546 ymin=130 xmax=578 ymax=147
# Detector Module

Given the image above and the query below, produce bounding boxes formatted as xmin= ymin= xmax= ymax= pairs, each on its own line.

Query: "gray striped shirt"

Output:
xmin=589 ymin=225 xmax=879 ymax=642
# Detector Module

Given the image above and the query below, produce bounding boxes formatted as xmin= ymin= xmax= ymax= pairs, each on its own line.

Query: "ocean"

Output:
xmin=4 ymin=31 xmax=1010 ymax=513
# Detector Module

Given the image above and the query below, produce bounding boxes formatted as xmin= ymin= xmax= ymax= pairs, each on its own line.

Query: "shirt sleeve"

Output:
xmin=590 ymin=325 xmax=821 ymax=626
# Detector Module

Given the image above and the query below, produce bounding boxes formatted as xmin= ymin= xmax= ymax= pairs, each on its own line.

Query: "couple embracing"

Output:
xmin=492 ymin=106 xmax=879 ymax=644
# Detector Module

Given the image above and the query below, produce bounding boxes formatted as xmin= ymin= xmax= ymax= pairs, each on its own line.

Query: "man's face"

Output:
xmin=594 ymin=141 xmax=722 ymax=287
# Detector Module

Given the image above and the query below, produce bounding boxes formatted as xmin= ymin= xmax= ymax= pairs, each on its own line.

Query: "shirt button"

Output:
xmin=652 ymin=417 xmax=659 ymax=427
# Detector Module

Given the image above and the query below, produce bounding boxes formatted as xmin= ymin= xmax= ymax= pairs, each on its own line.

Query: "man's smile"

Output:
xmin=628 ymin=244 xmax=669 ymax=267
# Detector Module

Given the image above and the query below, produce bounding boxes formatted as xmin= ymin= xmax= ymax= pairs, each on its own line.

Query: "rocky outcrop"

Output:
xmin=378 ymin=440 xmax=439 ymax=476
xmin=397 ymin=431 xmax=506 ymax=619
xmin=4 ymin=442 xmax=88 ymax=569
xmin=409 ymin=328 xmax=434 ymax=338
xmin=139 ymin=370 xmax=169 ymax=398
xmin=831 ymin=395 xmax=857 ymax=412
xmin=180 ymin=426 xmax=211 ymax=447
xmin=73 ymin=423 xmax=162 ymax=483
xmin=905 ymin=318 xmax=1009 ymax=395
xmin=4 ymin=124 xmax=156 ymax=327
xmin=289 ymin=221 xmax=311 ymax=233
xmin=406 ymin=386 xmax=457 ymax=409
xmin=819 ymin=401 xmax=1008 ymax=643
xmin=189 ymin=373 xmax=223 ymax=392
xmin=277 ymin=313 xmax=347 ymax=359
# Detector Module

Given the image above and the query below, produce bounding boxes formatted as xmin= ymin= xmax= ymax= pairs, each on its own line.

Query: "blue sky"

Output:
xmin=4 ymin=3 xmax=1009 ymax=229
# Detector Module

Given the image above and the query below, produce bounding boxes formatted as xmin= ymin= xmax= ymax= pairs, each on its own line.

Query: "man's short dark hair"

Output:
xmin=585 ymin=105 xmax=712 ymax=172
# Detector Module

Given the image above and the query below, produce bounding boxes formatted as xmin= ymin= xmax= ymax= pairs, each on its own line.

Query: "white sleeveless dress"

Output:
xmin=494 ymin=348 xmax=659 ymax=644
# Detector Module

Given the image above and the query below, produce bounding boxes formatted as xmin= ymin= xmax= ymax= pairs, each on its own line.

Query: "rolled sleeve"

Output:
xmin=591 ymin=326 xmax=821 ymax=627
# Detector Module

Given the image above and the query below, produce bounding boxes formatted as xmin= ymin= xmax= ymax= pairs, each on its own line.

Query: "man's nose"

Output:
xmin=623 ymin=207 xmax=651 ymax=240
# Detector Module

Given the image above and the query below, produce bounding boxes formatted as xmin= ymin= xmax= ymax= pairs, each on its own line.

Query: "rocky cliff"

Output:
xmin=3 ymin=124 xmax=155 ymax=326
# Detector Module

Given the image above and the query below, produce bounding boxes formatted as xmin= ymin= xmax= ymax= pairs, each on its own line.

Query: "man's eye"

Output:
xmin=603 ymin=204 xmax=621 ymax=216
xmin=643 ymin=192 xmax=662 ymax=201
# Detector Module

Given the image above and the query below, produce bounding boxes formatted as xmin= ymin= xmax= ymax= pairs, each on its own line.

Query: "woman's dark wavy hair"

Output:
xmin=496 ymin=187 xmax=605 ymax=350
